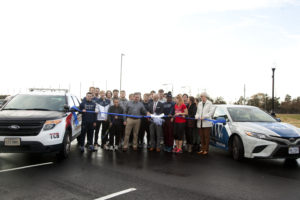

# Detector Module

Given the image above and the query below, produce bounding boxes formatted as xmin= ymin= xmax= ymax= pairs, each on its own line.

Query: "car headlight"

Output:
xmin=43 ymin=119 xmax=62 ymax=131
xmin=245 ymin=131 xmax=267 ymax=139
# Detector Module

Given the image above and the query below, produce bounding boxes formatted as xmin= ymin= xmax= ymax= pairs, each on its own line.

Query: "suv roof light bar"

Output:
xmin=29 ymin=88 xmax=69 ymax=93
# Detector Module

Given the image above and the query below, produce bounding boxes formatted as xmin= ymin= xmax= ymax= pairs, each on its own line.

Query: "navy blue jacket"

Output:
xmin=96 ymin=98 xmax=111 ymax=107
xmin=163 ymin=101 xmax=175 ymax=116
xmin=92 ymin=96 xmax=100 ymax=104
xmin=80 ymin=100 xmax=97 ymax=123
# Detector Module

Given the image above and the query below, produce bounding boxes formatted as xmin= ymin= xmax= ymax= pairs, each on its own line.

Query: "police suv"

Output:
xmin=211 ymin=105 xmax=300 ymax=161
xmin=0 ymin=88 xmax=82 ymax=158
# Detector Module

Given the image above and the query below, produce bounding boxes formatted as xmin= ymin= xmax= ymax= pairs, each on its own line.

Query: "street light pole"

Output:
xmin=120 ymin=53 xmax=125 ymax=91
xmin=271 ymin=68 xmax=276 ymax=116
xmin=79 ymin=82 xmax=82 ymax=99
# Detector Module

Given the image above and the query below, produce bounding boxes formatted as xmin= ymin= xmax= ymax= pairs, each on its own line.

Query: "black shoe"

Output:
xmin=79 ymin=146 xmax=85 ymax=153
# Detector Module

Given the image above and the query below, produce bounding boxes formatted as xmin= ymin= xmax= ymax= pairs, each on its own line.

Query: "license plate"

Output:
xmin=4 ymin=138 xmax=21 ymax=146
xmin=288 ymin=147 xmax=299 ymax=154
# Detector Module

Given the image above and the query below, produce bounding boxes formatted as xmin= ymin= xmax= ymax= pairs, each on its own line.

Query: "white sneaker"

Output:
xmin=109 ymin=146 xmax=114 ymax=151
xmin=104 ymin=144 xmax=109 ymax=150
xmin=114 ymin=146 xmax=119 ymax=151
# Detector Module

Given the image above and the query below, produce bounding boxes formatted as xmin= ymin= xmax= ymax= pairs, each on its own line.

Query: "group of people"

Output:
xmin=78 ymin=87 xmax=214 ymax=155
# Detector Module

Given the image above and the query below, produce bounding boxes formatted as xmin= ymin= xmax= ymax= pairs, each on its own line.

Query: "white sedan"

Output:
xmin=210 ymin=105 xmax=300 ymax=161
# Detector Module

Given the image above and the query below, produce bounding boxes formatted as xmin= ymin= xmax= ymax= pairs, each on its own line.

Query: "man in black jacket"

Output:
xmin=148 ymin=94 xmax=164 ymax=152
xmin=79 ymin=92 xmax=97 ymax=152
xmin=107 ymin=98 xmax=124 ymax=151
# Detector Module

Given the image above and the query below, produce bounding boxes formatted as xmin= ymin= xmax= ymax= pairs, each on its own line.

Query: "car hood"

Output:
xmin=0 ymin=110 xmax=66 ymax=121
xmin=234 ymin=122 xmax=300 ymax=138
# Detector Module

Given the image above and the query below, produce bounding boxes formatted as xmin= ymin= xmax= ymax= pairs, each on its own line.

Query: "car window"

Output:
xmin=3 ymin=94 xmax=66 ymax=112
xmin=228 ymin=107 xmax=276 ymax=122
xmin=213 ymin=107 xmax=227 ymax=119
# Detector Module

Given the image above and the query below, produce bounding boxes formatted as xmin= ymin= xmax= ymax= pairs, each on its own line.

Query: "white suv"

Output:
xmin=0 ymin=88 xmax=82 ymax=159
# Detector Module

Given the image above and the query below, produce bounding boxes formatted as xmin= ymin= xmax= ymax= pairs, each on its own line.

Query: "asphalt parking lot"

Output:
xmin=1 ymin=143 xmax=300 ymax=200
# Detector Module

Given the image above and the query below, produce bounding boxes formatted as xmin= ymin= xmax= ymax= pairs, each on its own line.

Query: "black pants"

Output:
xmin=186 ymin=127 xmax=195 ymax=145
xmin=79 ymin=121 xmax=94 ymax=147
xmin=109 ymin=123 xmax=122 ymax=146
xmin=138 ymin=118 xmax=150 ymax=145
xmin=94 ymin=120 xmax=109 ymax=145
xmin=120 ymin=124 xmax=125 ymax=144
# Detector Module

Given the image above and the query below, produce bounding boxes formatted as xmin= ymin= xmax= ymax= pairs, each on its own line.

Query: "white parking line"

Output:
xmin=0 ymin=162 xmax=54 ymax=173
xmin=94 ymin=188 xmax=137 ymax=200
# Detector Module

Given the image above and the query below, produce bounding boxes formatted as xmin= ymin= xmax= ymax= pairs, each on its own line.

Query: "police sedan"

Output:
xmin=210 ymin=105 xmax=300 ymax=161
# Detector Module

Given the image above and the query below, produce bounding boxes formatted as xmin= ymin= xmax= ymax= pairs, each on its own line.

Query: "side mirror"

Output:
xmin=69 ymin=106 xmax=78 ymax=113
xmin=276 ymin=118 xmax=281 ymax=122
xmin=64 ymin=104 xmax=70 ymax=112
xmin=216 ymin=117 xmax=227 ymax=125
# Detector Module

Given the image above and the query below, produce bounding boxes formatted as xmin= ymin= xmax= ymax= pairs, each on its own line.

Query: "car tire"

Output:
xmin=58 ymin=130 xmax=71 ymax=159
xmin=232 ymin=135 xmax=244 ymax=161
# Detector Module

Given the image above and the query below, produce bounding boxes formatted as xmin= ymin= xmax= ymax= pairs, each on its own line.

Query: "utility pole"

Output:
xmin=79 ymin=82 xmax=82 ymax=99
xmin=120 ymin=53 xmax=125 ymax=91
xmin=271 ymin=68 xmax=276 ymax=116
xmin=244 ymin=84 xmax=246 ymax=105
xmin=265 ymin=93 xmax=267 ymax=110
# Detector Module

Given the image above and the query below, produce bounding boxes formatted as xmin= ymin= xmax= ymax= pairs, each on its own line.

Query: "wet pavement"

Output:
xmin=0 ymin=143 xmax=300 ymax=200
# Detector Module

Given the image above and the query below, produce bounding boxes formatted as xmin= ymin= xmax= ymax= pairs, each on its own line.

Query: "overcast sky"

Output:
xmin=1 ymin=0 xmax=300 ymax=103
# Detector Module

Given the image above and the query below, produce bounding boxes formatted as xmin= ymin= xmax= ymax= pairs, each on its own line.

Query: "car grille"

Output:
xmin=272 ymin=146 xmax=300 ymax=158
xmin=267 ymin=136 xmax=300 ymax=145
xmin=0 ymin=120 xmax=45 ymax=136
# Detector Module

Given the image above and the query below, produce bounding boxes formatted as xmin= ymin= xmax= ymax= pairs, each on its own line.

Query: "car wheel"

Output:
xmin=58 ymin=130 xmax=71 ymax=159
xmin=232 ymin=135 xmax=244 ymax=161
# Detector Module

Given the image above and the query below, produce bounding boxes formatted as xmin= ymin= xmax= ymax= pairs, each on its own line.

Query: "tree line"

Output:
xmin=234 ymin=93 xmax=300 ymax=114
xmin=195 ymin=93 xmax=299 ymax=114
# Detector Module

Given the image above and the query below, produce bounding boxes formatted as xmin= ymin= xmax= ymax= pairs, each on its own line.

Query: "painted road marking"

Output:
xmin=0 ymin=162 xmax=54 ymax=173
xmin=95 ymin=188 xmax=137 ymax=200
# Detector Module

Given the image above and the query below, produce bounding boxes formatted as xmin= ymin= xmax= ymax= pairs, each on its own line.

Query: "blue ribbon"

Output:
xmin=72 ymin=111 xmax=79 ymax=126
xmin=70 ymin=106 xmax=226 ymax=125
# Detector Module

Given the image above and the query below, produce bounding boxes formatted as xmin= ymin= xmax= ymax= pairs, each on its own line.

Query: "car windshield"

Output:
xmin=228 ymin=107 xmax=277 ymax=122
xmin=3 ymin=94 xmax=66 ymax=112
